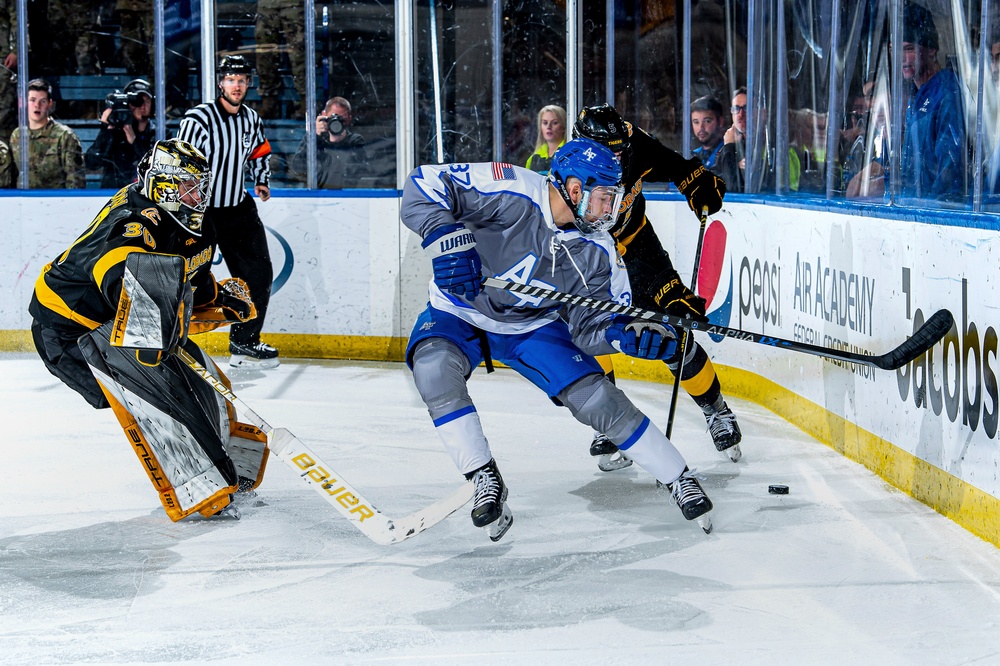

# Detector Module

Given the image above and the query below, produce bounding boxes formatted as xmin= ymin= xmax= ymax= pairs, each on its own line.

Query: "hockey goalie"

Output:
xmin=28 ymin=138 xmax=268 ymax=521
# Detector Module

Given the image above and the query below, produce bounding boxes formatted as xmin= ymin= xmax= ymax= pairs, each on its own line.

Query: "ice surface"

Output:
xmin=3 ymin=354 xmax=1000 ymax=665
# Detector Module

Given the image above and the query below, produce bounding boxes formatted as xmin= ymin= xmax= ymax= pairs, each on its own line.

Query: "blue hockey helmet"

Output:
xmin=548 ymin=137 xmax=625 ymax=235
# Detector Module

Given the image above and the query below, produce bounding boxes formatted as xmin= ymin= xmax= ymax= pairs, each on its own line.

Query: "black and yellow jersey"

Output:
xmin=29 ymin=184 xmax=218 ymax=333
xmin=611 ymin=124 xmax=691 ymax=308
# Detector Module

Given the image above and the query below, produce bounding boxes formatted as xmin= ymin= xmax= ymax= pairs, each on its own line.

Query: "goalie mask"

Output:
xmin=573 ymin=104 xmax=632 ymax=156
xmin=548 ymin=137 xmax=624 ymax=235
xmin=138 ymin=139 xmax=213 ymax=235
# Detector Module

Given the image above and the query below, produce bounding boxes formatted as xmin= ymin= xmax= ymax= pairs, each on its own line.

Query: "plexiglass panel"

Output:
xmin=415 ymin=1 xmax=494 ymax=166
xmin=505 ymin=1 xmax=566 ymax=170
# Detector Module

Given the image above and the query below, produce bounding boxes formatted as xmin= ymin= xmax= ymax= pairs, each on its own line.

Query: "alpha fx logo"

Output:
xmin=896 ymin=273 xmax=1000 ymax=437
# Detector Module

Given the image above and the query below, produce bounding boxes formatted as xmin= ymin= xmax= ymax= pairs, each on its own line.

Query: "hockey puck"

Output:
xmin=768 ymin=484 xmax=789 ymax=495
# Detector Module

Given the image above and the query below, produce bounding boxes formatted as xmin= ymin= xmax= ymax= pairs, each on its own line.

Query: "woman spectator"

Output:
xmin=525 ymin=104 xmax=567 ymax=174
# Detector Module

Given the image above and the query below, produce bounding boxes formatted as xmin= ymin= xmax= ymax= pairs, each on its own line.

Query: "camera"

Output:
xmin=105 ymin=91 xmax=133 ymax=127
xmin=319 ymin=113 xmax=345 ymax=135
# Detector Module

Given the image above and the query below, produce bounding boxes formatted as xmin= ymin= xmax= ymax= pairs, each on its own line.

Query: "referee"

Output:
xmin=178 ymin=55 xmax=279 ymax=367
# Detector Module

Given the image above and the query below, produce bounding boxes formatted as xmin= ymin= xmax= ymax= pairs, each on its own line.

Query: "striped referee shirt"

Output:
xmin=177 ymin=99 xmax=271 ymax=208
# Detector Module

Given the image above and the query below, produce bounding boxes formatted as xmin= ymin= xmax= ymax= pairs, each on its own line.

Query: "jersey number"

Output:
xmin=123 ymin=222 xmax=156 ymax=249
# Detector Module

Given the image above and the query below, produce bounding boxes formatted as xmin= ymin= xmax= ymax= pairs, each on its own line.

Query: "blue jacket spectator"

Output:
xmin=899 ymin=1 xmax=968 ymax=203
xmin=901 ymin=67 xmax=966 ymax=201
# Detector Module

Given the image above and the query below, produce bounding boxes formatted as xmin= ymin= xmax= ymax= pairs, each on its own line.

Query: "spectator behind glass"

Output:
xmin=788 ymin=108 xmax=828 ymax=193
xmin=715 ymin=87 xmax=747 ymax=191
xmin=0 ymin=0 xmax=17 ymax=141
xmin=85 ymin=79 xmax=162 ymax=189
xmin=290 ymin=96 xmax=368 ymax=189
xmin=992 ymin=38 xmax=1000 ymax=86
xmin=0 ymin=136 xmax=12 ymax=187
xmin=899 ymin=1 xmax=967 ymax=202
xmin=690 ymin=95 xmax=725 ymax=171
xmin=11 ymin=78 xmax=84 ymax=189
xmin=525 ymin=104 xmax=567 ymax=174
xmin=255 ymin=0 xmax=306 ymax=119
xmin=844 ymin=78 xmax=890 ymax=199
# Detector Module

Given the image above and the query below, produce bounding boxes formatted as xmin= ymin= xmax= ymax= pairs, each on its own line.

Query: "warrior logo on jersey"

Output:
xmin=492 ymin=162 xmax=517 ymax=181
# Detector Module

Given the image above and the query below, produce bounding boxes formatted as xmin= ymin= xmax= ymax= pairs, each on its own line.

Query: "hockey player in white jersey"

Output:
xmin=402 ymin=137 xmax=714 ymax=540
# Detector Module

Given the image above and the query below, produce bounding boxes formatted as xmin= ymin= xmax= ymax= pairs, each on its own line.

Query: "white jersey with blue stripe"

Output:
xmin=401 ymin=162 xmax=632 ymax=354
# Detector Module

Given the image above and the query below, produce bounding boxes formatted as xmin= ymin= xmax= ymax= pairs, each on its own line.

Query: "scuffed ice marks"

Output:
xmin=412 ymin=540 xmax=726 ymax=633
xmin=0 ymin=515 xmax=184 ymax=601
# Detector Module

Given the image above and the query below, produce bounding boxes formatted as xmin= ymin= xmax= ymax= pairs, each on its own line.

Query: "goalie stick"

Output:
xmin=175 ymin=347 xmax=473 ymax=545
xmin=482 ymin=277 xmax=954 ymax=371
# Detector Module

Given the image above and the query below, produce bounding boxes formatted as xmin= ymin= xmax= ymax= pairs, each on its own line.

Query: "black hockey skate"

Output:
xmin=590 ymin=434 xmax=633 ymax=472
xmin=705 ymin=403 xmax=742 ymax=462
xmin=667 ymin=467 xmax=713 ymax=534
xmin=465 ymin=459 xmax=513 ymax=542
xmin=229 ymin=340 xmax=280 ymax=369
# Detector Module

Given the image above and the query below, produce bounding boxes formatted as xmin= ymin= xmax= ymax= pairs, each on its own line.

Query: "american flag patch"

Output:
xmin=492 ymin=162 xmax=517 ymax=180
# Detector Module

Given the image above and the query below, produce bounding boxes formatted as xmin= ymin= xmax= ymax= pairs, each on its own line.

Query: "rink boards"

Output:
xmin=2 ymin=192 xmax=998 ymax=545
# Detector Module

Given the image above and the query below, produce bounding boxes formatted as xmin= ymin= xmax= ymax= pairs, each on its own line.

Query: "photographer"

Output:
xmin=85 ymin=79 xmax=162 ymax=189
xmin=290 ymin=96 xmax=368 ymax=189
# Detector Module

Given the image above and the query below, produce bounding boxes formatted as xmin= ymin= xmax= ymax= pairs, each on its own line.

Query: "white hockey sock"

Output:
xmin=616 ymin=417 xmax=687 ymax=484
xmin=433 ymin=407 xmax=492 ymax=476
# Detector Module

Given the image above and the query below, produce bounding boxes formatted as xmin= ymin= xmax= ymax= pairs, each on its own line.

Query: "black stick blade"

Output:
xmin=875 ymin=309 xmax=955 ymax=370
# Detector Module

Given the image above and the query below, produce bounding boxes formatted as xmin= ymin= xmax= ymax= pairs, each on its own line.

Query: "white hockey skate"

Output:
xmin=590 ymin=434 xmax=633 ymax=471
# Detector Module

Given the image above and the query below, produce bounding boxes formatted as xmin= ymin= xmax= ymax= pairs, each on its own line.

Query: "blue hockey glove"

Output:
xmin=422 ymin=224 xmax=482 ymax=299
xmin=605 ymin=316 xmax=678 ymax=360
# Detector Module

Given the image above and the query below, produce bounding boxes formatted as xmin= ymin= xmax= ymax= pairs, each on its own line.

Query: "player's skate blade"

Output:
xmin=725 ymin=444 xmax=742 ymax=463
xmin=697 ymin=514 xmax=713 ymax=534
xmin=486 ymin=502 xmax=513 ymax=542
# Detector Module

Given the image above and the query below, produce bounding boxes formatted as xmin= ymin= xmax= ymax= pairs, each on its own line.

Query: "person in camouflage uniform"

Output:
xmin=254 ymin=0 xmax=305 ymax=119
xmin=0 ymin=137 xmax=13 ymax=187
xmin=0 ymin=0 xmax=17 ymax=142
xmin=11 ymin=79 xmax=85 ymax=189
xmin=117 ymin=0 xmax=152 ymax=77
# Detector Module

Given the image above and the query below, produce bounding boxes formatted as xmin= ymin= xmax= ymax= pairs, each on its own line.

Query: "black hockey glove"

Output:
xmin=215 ymin=278 xmax=257 ymax=322
xmin=654 ymin=275 xmax=708 ymax=323
xmin=676 ymin=158 xmax=726 ymax=215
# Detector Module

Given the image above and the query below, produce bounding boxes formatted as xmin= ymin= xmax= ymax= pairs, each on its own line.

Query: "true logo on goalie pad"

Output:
xmin=290 ymin=452 xmax=376 ymax=521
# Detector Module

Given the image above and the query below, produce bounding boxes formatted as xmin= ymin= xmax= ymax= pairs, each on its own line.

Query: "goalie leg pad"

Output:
xmin=111 ymin=252 xmax=193 ymax=352
xmin=228 ymin=422 xmax=269 ymax=490
xmin=79 ymin=324 xmax=239 ymax=520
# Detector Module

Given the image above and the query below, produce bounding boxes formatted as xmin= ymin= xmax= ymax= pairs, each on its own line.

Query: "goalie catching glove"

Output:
xmin=675 ymin=158 xmax=726 ymax=215
xmin=653 ymin=273 xmax=708 ymax=323
xmin=213 ymin=278 xmax=257 ymax=322
xmin=605 ymin=315 xmax=678 ymax=360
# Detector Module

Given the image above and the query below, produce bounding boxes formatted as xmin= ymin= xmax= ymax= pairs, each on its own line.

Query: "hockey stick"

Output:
xmin=175 ymin=347 xmax=473 ymax=545
xmin=481 ymin=277 xmax=954 ymax=371
xmin=665 ymin=206 xmax=709 ymax=439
